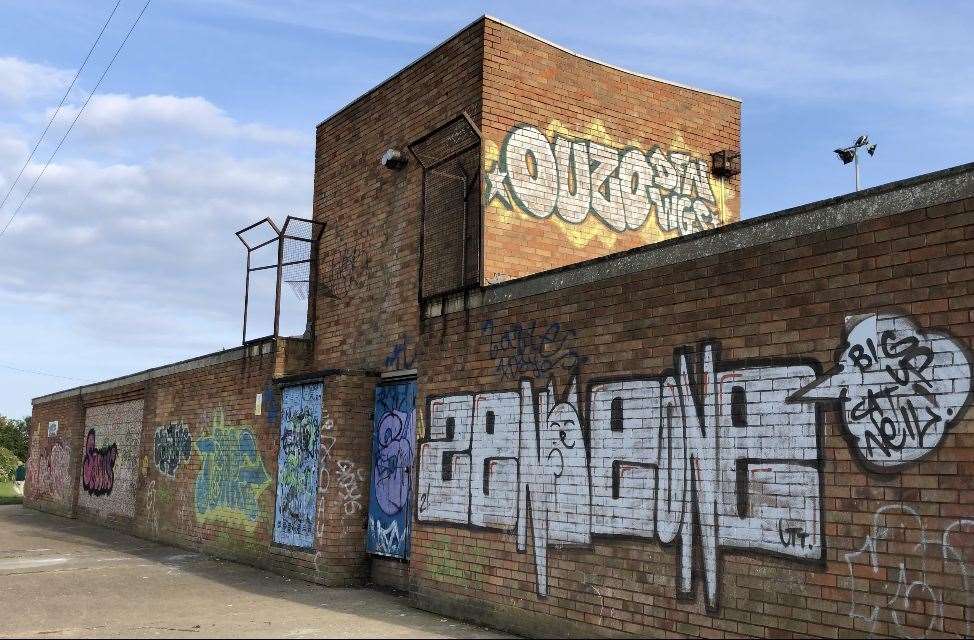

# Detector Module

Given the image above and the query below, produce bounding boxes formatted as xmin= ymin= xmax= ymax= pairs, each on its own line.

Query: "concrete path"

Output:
xmin=0 ymin=505 xmax=508 ymax=638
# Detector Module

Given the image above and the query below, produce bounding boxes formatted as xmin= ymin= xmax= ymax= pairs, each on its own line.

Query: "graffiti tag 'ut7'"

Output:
xmin=419 ymin=309 xmax=972 ymax=609
xmin=419 ymin=342 xmax=825 ymax=608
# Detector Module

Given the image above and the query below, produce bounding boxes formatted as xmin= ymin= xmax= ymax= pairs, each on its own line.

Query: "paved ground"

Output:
xmin=0 ymin=505 xmax=508 ymax=638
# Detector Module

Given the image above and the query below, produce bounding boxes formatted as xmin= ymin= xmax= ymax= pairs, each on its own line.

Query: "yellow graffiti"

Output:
xmin=484 ymin=118 xmax=738 ymax=256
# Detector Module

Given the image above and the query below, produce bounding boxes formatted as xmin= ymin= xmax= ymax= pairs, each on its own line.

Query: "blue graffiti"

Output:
xmin=261 ymin=383 xmax=279 ymax=426
xmin=194 ymin=411 xmax=270 ymax=524
xmin=273 ymin=383 xmax=322 ymax=548
xmin=154 ymin=422 xmax=192 ymax=477
xmin=367 ymin=381 xmax=416 ymax=558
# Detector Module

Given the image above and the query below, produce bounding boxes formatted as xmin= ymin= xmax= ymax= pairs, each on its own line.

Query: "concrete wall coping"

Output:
xmin=481 ymin=161 xmax=974 ymax=308
xmin=31 ymin=337 xmax=276 ymax=406
xmin=316 ymin=15 xmax=738 ymax=130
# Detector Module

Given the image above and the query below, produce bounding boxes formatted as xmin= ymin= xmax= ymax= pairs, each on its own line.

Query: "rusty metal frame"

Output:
xmin=407 ymin=111 xmax=482 ymax=301
xmin=235 ymin=215 xmax=325 ymax=345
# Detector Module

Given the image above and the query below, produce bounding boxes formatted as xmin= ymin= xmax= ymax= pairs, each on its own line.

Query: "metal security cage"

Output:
xmin=236 ymin=215 xmax=325 ymax=344
xmin=408 ymin=112 xmax=482 ymax=299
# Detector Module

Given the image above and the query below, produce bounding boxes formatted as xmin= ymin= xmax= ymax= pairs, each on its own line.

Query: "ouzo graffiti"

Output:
xmin=417 ymin=310 xmax=972 ymax=610
xmin=485 ymin=123 xmax=721 ymax=236
xmin=273 ymin=382 xmax=322 ymax=548
xmin=195 ymin=410 xmax=271 ymax=527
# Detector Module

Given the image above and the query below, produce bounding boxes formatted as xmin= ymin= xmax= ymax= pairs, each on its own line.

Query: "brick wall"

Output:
xmin=409 ymin=191 xmax=974 ymax=638
xmin=311 ymin=19 xmax=484 ymax=374
xmin=26 ymin=340 xmax=374 ymax=586
xmin=26 ymin=395 xmax=82 ymax=517
xmin=480 ymin=18 xmax=741 ymax=285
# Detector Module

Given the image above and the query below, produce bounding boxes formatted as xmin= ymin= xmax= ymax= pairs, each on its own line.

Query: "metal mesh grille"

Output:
xmin=281 ymin=217 xmax=315 ymax=300
xmin=409 ymin=115 xmax=480 ymax=170
xmin=422 ymin=166 xmax=467 ymax=297
xmin=409 ymin=113 xmax=481 ymax=298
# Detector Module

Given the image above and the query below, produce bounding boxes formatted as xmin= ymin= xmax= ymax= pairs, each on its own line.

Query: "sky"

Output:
xmin=0 ymin=0 xmax=972 ymax=418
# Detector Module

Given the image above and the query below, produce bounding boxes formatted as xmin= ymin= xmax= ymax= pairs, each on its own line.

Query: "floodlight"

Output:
xmin=834 ymin=134 xmax=878 ymax=191
xmin=834 ymin=148 xmax=856 ymax=164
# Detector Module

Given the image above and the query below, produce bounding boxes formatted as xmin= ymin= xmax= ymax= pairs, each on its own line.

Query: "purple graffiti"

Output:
xmin=82 ymin=429 xmax=117 ymax=496
xmin=372 ymin=411 xmax=413 ymax=515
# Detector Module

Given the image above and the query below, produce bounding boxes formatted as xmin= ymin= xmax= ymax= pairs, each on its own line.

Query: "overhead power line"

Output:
xmin=0 ymin=0 xmax=152 ymax=240
xmin=0 ymin=0 xmax=122 ymax=216
xmin=0 ymin=361 xmax=90 ymax=382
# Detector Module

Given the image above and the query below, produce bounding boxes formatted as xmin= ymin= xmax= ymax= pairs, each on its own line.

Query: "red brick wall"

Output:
xmin=481 ymin=18 xmax=741 ymax=285
xmin=410 ymin=195 xmax=974 ymax=638
xmin=26 ymin=395 xmax=82 ymax=517
xmin=27 ymin=343 xmax=372 ymax=586
xmin=311 ymin=19 xmax=484 ymax=374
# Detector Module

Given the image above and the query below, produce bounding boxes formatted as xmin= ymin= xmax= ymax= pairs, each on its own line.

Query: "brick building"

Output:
xmin=26 ymin=16 xmax=974 ymax=639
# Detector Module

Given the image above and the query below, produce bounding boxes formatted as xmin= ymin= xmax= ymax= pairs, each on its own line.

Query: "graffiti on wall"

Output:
xmin=481 ymin=318 xmax=586 ymax=383
xmin=77 ymin=399 xmax=144 ymax=518
xmin=153 ymin=422 xmax=192 ymax=477
xmin=792 ymin=311 xmax=972 ymax=472
xmin=336 ymin=459 xmax=365 ymax=517
xmin=81 ymin=430 xmax=117 ymax=496
xmin=485 ymin=123 xmax=722 ymax=237
xmin=261 ymin=382 xmax=279 ymax=426
xmin=367 ymin=381 xmax=416 ymax=558
xmin=195 ymin=409 xmax=271 ymax=528
xmin=27 ymin=438 xmax=70 ymax=502
xmin=417 ymin=310 xmax=972 ymax=610
xmin=844 ymin=505 xmax=974 ymax=638
xmin=273 ymin=382 xmax=322 ymax=548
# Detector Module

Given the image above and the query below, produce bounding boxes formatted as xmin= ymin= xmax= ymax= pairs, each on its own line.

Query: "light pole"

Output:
xmin=834 ymin=135 xmax=877 ymax=191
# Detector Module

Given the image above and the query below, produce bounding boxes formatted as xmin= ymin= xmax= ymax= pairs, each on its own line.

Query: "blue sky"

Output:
xmin=0 ymin=0 xmax=972 ymax=418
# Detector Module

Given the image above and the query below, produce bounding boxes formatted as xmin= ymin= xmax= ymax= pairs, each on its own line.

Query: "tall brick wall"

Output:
xmin=311 ymin=19 xmax=484 ymax=375
xmin=409 ymin=192 xmax=974 ymax=638
xmin=480 ymin=18 xmax=741 ymax=285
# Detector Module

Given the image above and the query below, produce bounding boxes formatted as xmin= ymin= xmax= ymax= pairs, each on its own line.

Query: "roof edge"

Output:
xmin=31 ymin=337 xmax=280 ymax=406
xmin=481 ymin=161 xmax=974 ymax=307
xmin=483 ymin=15 xmax=741 ymax=103
xmin=315 ymin=15 xmax=486 ymax=129
xmin=315 ymin=14 xmax=740 ymax=131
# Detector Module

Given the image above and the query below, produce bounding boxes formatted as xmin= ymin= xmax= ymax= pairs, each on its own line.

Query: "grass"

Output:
xmin=0 ymin=480 xmax=23 ymax=505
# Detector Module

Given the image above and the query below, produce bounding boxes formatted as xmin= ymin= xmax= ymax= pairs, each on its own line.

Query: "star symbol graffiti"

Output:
xmin=485 ymin=162 xmax=511 ymax=207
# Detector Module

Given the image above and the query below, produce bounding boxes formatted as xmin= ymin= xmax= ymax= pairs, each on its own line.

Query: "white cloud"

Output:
xmin=0 ymin=60 xmax=313 ymax=397
xmin=0 ymin=57 xmax=72 ymax=105
xmin=50 ymin=93 xmax=306 ymax=146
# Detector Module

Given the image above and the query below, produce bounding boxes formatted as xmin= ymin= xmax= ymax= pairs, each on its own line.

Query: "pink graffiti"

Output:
xmin=27 ymin=440 xmax=70 ymax=501
xmin=82 ymin=429 xmax=117 ymax=496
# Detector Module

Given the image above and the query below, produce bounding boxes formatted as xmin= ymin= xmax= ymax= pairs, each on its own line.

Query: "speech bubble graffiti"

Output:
xmin=791 ymin=311 xmax=971 ymax=472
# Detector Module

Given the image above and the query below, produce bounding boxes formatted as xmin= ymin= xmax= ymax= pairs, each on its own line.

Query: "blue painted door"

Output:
xmin=366 ymin=380 xmax=416 ymax=558
xmin=273 ymin=382 xmax=322 ymax=548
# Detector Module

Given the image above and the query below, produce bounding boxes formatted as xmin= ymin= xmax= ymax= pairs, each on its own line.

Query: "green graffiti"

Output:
xmin=194 ymin=410 xmax=270 ymax=528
